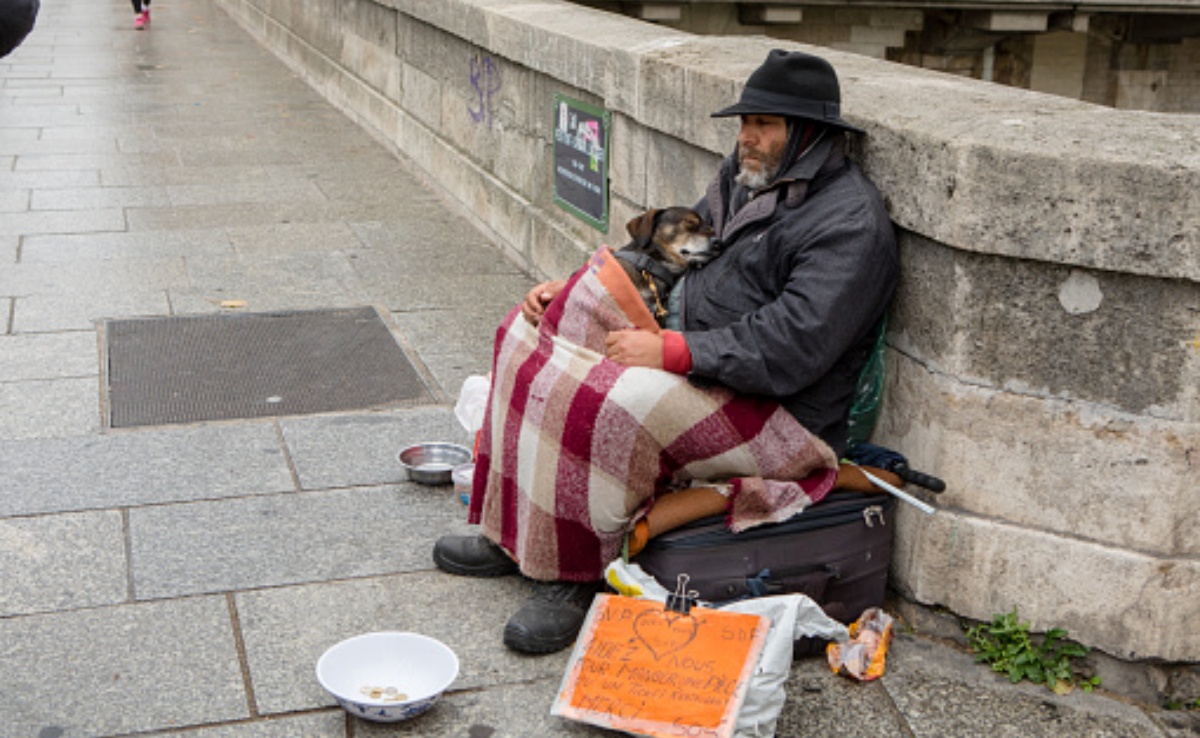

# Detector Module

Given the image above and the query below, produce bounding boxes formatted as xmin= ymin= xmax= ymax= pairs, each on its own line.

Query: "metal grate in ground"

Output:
xmin=104 ymin=307 xmax=433 ymax=428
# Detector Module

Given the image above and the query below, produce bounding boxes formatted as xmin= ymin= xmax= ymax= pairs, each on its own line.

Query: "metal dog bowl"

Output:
xmin=398 ymin=443 xmax=472 ymax=485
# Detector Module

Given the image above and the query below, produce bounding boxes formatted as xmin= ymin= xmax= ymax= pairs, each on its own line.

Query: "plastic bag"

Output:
xmin=603 ymin=560 xmax=849 ymax=738
xmin=826 ymin=607 xmax=894 ymax=682
xmin=454 ymin=375 xmax=491 ymax=434
xmin=846 ymin=316 xmax=887 ymax=450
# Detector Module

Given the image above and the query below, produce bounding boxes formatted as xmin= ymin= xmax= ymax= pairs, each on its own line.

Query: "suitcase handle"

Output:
xmin=745 ymin=567 xmax=835 ymax=602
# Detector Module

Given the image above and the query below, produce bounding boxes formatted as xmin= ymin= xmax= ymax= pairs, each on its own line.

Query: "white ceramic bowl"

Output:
xmin=316 ymin=632 xmax=459 ymax=723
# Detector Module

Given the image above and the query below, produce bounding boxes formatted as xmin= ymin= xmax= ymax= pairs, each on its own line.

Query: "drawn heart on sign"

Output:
xmin=633 ymin=609 xmax=699 ymax=660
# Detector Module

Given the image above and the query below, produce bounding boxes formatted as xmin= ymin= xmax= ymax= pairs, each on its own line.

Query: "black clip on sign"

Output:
xmin=665 ymin=573 xmax=699 ymax=616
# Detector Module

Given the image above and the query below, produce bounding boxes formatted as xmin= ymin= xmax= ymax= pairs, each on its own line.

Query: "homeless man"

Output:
xmin=433 ymin=49 xmax=900 ymax=655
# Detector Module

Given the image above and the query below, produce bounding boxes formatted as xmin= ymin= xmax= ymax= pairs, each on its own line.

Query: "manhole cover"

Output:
xmin=104 ymin=307 xmax=433 ymax=428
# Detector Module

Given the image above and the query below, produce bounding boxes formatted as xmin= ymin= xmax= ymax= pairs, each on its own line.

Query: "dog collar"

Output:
xmin=613 ymin=250 xmax=679 ymax=289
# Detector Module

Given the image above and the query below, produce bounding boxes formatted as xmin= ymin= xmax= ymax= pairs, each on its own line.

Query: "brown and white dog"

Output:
xmin=614 ymin=207 xmax=717 ymax=325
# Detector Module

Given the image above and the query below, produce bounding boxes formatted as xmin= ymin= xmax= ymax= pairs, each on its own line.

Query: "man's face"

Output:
xmin=736 ymin=114 xmax=788 ymax=190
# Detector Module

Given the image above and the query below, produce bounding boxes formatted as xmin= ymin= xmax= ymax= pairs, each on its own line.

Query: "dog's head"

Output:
xmin=623 ymin=207 xmax=717 ymax=272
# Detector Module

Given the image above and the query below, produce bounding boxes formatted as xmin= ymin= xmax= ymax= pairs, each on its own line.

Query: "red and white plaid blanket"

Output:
xmin=468 ymin=248 xmax=838 ymax=582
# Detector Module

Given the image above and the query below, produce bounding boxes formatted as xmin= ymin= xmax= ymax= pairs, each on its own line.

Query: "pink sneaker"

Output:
xmin=134 ymin=11 xmax=148 ymax=29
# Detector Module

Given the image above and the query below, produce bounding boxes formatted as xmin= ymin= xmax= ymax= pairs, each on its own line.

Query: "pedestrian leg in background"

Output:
xmin=131 ymin=0 xmax=150 ymax=29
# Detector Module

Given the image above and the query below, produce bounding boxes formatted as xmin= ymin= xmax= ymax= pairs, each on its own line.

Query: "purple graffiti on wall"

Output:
xmin=468 ymin=53 xmax=502 ymax=126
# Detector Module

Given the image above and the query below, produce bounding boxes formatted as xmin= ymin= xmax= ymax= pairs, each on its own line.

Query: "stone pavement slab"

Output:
xmin=0 ymin=207 xmax=126 ymax=236
xmin=168 ymin=250 xmax=369 ymax=315
xmin=350 ymin=263 xmax=536 ymax=314
xmin=0 ymin=187 xmax=28 ymax=211
xmin=386 ymin=307 xmax=508 ymax=363
xmin=0 ymin=597 xmax=249 ymax=738
xmin=353 ymin=680 xmax=601 ymax=737
xmin=225 ymin=222 xmax=362 ymax=257
xmin=145 ymin=713 xmax=346 ymax=738
xmin=20 ymin=228 xmax=235 ymax=263
xmin=348 ymin=219 xmax=527 ymax=276
xmin=166 ymin=180 xmax=328 ymax=208
xmin=13 ymin=153 xmax=180 ymax=172
xmin=12 ymin=289 xmax=174 ymax=332
xmin=774 ymin=656 xmax=909 ymax=735
xmin=387 ymin=310 xmax=505 ymax=400
xmin=0 ymin=330 xmax=99 ymax=379
xmin=0 ymin=168 xmax=100 ymax=189
xmin=235 ymin=572 xmax=564 ymax=715
xmin=314 ymin=181 xmax=457 ymax=223
xmin=31 ymin=184 xmax=170 ymax=210
xmin=0 ymin=509 xmax=127 ymax=617
xmin=36 ymin=123 xmax=152 ymax=142
xmin=2 ymin=129 xmax=121 ymax=156
xmin=0 ymin=106 xmax=96 ymax=128
xmin=123 ymin=202 xmax=350 ymax=233
xmin=0 ymin=376 xmax=99 ymax=440
xmin=279 ymin=409 xmax=470 ymax=491
xmin=0 ymin=256 xmax=189 ymax=295
xmin=129 ymin=483 xmax=471 ymax=599
xmin=0 ymin=423 xmax=294 ymax=516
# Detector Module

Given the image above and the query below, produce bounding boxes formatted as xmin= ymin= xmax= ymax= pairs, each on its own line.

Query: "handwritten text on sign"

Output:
xmin=553 ymin=594 xmax=768 ymax=738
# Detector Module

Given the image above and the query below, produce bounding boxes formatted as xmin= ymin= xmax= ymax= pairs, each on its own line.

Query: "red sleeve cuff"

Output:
xmin=661 ymin=330 xmax=693 ymax=374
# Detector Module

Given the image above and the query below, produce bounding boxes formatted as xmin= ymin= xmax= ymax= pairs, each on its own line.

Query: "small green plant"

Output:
xmin=964 ymin=608 xmax=1100 ymax=695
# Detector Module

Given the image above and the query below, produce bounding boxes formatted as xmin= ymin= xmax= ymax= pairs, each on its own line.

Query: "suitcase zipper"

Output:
xmin=651 ymin=496 xmax=892 ymax=550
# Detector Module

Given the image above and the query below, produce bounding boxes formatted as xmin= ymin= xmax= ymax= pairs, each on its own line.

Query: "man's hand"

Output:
xmin=521 ymin=280 xmax=566 ymax=325
xmin=604 ymin=330 xmax=663 ymax=369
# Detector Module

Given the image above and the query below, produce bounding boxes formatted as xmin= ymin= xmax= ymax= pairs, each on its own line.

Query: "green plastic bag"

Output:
xmin=846 ymin=316 xmax=887 ymax=450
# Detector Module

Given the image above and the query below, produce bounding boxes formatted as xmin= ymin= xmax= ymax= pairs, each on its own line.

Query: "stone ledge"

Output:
xmin=891 ymin=502 xmax=1199 ymax=663
xmin=878 ymin=352 xmax=1198 ymax=559
xmin=889 ymin=234 xmax=1199 ymax=420
xmin=395 ymin=0 xmax=1199 ymax=283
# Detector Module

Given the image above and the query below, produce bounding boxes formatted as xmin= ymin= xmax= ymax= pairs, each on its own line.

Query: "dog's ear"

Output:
xmin=625 ymin=209 xmax=661 ymax=248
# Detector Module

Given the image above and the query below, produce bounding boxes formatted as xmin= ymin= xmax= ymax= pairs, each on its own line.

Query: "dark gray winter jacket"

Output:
xmin=681 ymin=133 xmax=899 ymax=456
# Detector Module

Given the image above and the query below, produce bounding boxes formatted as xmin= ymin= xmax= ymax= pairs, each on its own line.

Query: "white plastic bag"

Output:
xmin=602 ymin=560 xmax=849 ymax=738
xmin=721 ymin=595 xmax=848 ymax=737
xmin=454 ymin=374 xmax=491 ymax=434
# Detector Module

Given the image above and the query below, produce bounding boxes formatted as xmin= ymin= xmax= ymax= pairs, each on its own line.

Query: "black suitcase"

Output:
xmin=632 ymin=491 xmax=895 ymax=655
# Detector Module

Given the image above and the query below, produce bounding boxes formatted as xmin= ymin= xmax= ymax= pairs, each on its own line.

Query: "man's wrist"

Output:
xmin=661 ymin=331 xmax=693 ymax=374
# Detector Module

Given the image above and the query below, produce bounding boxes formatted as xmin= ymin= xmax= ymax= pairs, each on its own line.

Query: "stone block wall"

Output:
xmin=212 ymin=0 xmax=1199 ymax=672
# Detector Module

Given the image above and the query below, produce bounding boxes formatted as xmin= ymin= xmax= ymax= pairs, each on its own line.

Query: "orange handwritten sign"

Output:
xmin=552 ymin=594 xmax=768 ymax=738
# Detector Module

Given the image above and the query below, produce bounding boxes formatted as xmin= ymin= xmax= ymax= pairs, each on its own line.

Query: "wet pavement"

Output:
xmin=0 ymin=1 xmax=1195 ymax=736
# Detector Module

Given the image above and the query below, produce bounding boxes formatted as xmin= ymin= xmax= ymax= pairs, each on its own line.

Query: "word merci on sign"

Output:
xmin=553 ymin=594 xmax=768 ymax=738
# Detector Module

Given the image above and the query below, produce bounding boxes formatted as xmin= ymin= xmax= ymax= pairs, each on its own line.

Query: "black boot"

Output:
xmin=432 ymin=535 xmax=519 ymax=577
xmin=503 ymin=580 xmax=604 ymax=654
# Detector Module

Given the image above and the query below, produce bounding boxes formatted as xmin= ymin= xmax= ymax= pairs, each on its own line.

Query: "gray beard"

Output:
xmin=735 ymin=165 xmax=772 ymax=191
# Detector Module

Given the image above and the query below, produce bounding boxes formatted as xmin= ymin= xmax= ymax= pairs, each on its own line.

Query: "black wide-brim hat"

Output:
xmin=712 ymin=49 xmax=864 ymax=134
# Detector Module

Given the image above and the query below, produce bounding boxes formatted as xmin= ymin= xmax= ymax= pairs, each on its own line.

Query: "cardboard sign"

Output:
xmin=553 ymin=594 xmax=768 ymax=738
